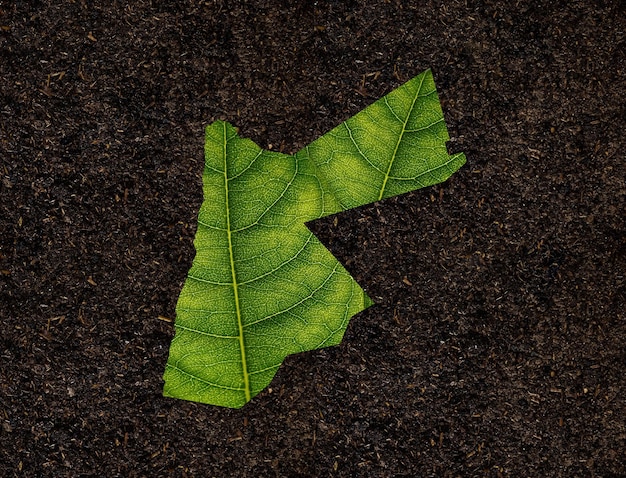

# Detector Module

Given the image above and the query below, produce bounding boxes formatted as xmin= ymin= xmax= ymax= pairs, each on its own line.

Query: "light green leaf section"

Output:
xmin=163 ymin=69 xmax=466 ymax=408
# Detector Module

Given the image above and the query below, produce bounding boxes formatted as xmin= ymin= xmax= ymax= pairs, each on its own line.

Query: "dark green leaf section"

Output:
xmin=163 ymin=69 xmax=465 ymax=408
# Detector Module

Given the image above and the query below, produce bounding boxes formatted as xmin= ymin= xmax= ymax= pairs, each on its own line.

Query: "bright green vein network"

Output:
xmin=163 ymin=69 xmax=466 ymax=408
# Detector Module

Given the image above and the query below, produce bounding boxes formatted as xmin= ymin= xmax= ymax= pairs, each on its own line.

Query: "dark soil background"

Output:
xmin=1 ymin=1 xmax=625 ymax=476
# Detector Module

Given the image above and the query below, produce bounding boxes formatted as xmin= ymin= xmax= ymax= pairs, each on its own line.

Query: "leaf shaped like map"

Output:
xmin=163 ymin=69 xmax=466 ymax=408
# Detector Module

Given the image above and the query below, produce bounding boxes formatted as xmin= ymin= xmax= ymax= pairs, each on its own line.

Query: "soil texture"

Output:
xmin=1 ymin=1 xmax=625 ymax=476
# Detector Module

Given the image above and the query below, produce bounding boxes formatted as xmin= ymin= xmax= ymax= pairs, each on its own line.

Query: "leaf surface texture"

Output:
xmin=163 ymin=69 xmax=465 ymax=407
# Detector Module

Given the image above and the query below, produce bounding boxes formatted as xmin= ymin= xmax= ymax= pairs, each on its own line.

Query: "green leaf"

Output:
xmin=163 ymin=69 xmax=466 ymax=408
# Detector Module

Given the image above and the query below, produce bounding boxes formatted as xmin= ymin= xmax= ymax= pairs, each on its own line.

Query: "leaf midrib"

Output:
xmin=223 ymin=122 xmax=251 ymax=402
xmin=378 ymin=72 xmax=425 ymax=200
